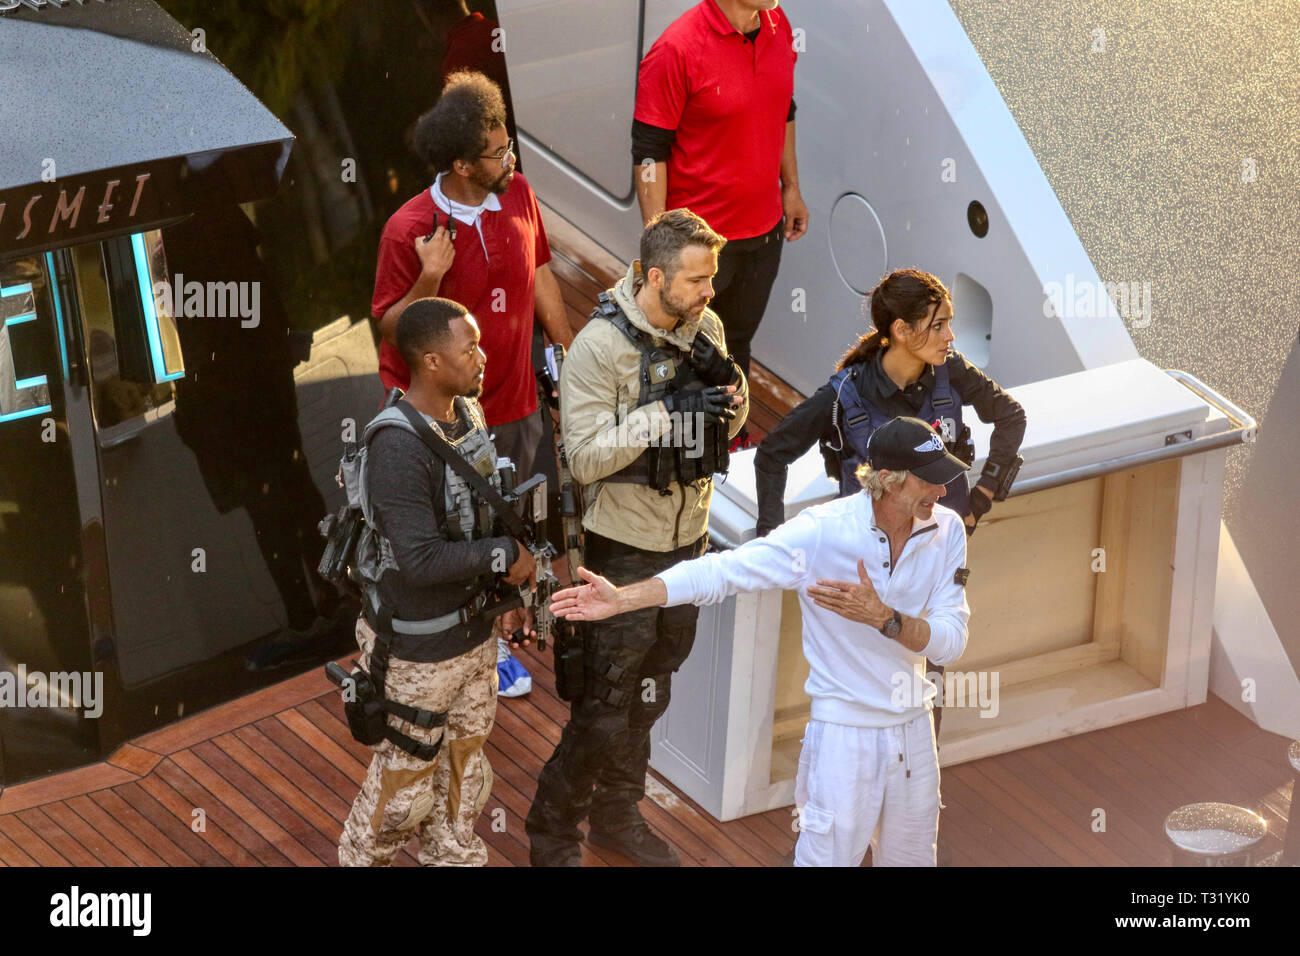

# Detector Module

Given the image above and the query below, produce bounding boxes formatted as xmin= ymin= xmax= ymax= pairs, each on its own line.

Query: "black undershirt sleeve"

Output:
xmin=632 ymin=119 xmax=676 ymax=165
xmin=633 ymin=102 xmax=796 ymax=165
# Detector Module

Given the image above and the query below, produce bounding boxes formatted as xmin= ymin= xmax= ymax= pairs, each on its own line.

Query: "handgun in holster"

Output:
xmin=325 ymin=661 xmax=387 ymax=746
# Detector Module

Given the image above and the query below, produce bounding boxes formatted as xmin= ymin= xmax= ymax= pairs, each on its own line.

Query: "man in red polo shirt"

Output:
xmin=633 ymin=0 xmax=808 ymax=446
xmin=372 ymin=70 xmax=572 ymax=479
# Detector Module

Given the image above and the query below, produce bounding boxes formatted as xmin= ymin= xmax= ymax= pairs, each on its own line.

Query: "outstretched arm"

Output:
xmin=550 ymin=566 xmax=667 ymax=622
xmin=553 ymin=510 xmax=820 ymax=621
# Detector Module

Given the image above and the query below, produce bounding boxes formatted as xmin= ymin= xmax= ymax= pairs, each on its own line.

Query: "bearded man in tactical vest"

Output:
xmin=525 ymin=209 xmax=748 ymax=866
xmin=337 ymin=296 xmax=536 ymax=867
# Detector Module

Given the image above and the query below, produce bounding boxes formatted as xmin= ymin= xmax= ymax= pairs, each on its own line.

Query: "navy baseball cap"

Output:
xmin=867 ymin=417 xmax=970 ymax=486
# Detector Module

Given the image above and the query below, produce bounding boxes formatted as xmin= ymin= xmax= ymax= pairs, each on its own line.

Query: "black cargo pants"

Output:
xmin=526 ymin=531 xmax=707 ymax=862
xmin=708 ymin=218 xmax=785 ymax=384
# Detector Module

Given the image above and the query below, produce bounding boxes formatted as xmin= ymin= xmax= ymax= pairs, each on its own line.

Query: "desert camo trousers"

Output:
xmin=338 ymin=618 xmax=497 ymax=867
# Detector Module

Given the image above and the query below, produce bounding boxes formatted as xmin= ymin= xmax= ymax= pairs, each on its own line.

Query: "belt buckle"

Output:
xmin=458 ymin=594 xmax=482 ymax=625
xmin=472 ymin=591 xmax=493 ymax=621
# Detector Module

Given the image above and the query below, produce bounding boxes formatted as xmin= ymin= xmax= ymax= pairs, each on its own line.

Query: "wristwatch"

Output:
xmin=880 ymin=608 xmax=903 ymax=639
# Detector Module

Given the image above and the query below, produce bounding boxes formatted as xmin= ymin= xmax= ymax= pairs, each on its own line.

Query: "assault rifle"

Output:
xmin=537 ymin=344 xmax=584 ymax=573
xmin=496 ymin=468 xmax=565 ymax=652
xmin=534 ymin=343 xmax=584 ymax=699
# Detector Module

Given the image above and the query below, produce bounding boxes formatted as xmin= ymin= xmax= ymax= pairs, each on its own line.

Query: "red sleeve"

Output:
xmin=371 ymin=231 xmax=420 ymax=319
xmin=527 ymin=181 xmax=552 ymax=269
xmin=634 ymin=36 xmax=689 ymax=130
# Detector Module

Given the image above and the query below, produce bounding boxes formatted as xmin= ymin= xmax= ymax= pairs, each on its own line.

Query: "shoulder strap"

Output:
xmin=603 ymin=306 xmax=650 ymax=348
xmin=394 ymin=400 xmax=530 ymax=542
xmin=362 ymin=406 xmax=418 ymax=445
xmin=596 ymin=291 xmax=665 ymax=350
xmin=930 ymin=359 xmax=957 ymax=410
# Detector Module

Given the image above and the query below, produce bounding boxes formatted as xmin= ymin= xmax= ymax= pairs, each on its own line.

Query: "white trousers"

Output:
xmin=793 ymin=712 xmax=940 ymax=867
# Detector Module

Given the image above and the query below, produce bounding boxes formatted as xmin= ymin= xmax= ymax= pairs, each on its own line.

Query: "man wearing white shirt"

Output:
xmin=548 ymin=416 xmax=971 ymax=866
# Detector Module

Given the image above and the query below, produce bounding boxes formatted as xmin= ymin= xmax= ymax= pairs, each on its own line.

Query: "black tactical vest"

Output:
xmin=593 ymin=292 xmax=730 ymax=492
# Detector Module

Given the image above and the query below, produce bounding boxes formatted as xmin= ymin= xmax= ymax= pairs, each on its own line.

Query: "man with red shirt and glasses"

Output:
xmin=372 ymin=70 xmax=572 ymax=480
xmin=634 ymin=0 xmax=809 ymax=447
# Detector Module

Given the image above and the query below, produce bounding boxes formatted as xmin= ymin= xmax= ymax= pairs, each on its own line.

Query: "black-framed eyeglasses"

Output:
xmin=478 ymin=139 xmax=515 ymax=168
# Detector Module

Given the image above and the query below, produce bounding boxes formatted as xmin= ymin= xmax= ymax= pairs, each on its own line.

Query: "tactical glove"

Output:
xmin=965 ymin=487 xmax=992 ymax=536
xmin=690 ymin=334 xmax=743 ymax=387
xmin=662 ymin=386 xmax=739 ymax=425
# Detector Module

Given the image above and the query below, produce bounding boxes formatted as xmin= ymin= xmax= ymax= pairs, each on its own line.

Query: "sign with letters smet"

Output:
xmin=0 ymin=170 xmax=153 ymax=249
xmin=0 ymin=141 xmax=291 ymax=261
xmin=0 ymin=162 xmax=170 ymax=260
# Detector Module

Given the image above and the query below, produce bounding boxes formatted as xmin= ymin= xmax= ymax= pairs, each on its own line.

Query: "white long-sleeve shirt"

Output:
xmin=656 ymin=492 xmax=970 ymax=728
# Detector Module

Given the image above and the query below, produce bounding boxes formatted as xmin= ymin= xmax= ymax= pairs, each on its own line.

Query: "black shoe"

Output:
xmin=244 ymin=617 xmax=332 ymax=672
xmin=529 ymin=847 xmax=582 ymax=867
xmin=587 ymin=824 xmax=681 ymax=867
xmin=245 ymin=605 xmax=356 ymax=672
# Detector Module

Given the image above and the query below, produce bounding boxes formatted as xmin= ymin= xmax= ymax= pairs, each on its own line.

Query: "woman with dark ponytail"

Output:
xmin=754 ymin=267 xmax=1026 ymax=539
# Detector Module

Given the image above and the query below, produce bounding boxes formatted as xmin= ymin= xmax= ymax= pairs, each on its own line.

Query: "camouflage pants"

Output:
xmin=338 ymin=619 xmax=497 ymax=867
xmin=526 ymin=532 xmax=706 ymax=863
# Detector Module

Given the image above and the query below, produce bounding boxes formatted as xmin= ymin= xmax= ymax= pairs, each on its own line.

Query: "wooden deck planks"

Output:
xmin=85 ymin=789 xmax=196 ymax=867
xmin=111 ymin=782 xmax=228 ymax=867
xmin=950 ymin=760 xmax=1101 ymax=867
xmin=15 ymin=807 xmax=105 ymax=867
xmin=0 ymin=761 xmax=138 ymax=816
xmin=981 ymin=749 xmax=1129 ymax=867
xmin=106 ymin=743 xmax=164 ymax=777
xmin=0 ymin=824 xmax=37 ymax=866
xmin=0 ymin=812 xmax=69 ymax=867
xmin=136 ymin=768 xmax=261 ymax=867
xmin=247 ymin=717 xmax=362 ymax=807
xmin=186 ymin=740 xmax=335 ymax=866
xmin=151 ymin=758 xmax=293 ymax=867
xmin=39 ymin=801 xmax=135 ymax=867
xmin=0 ymin=670 xmax=1290 ymax=867
xmin=64 ymin=794 xmax=169 ymax=867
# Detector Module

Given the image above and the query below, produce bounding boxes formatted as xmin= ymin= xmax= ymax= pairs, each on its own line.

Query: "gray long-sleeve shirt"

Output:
xmin=367 ymin=412 xmax=518 ymax=662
